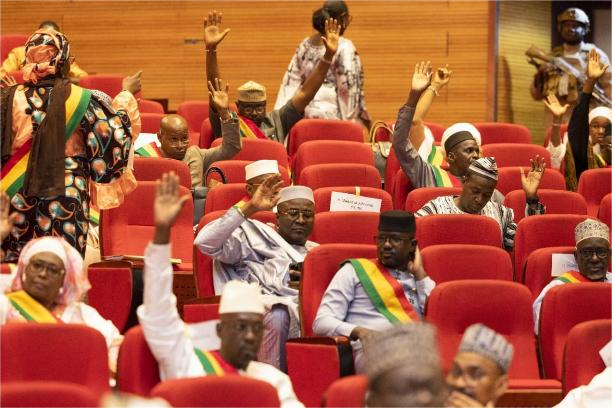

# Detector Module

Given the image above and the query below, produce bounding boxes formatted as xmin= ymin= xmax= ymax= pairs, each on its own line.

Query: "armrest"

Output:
xmin=287 ymin=335 xmax=354 ymax=377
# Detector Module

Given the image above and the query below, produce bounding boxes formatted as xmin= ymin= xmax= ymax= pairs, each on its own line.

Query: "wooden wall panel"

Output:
xmin=1 ymin=1 xmax=494 ymax=124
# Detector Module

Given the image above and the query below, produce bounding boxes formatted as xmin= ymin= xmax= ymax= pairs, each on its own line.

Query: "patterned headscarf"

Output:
xmin=22 ymin=28 xmax=70 ymax=84
xmin=9 ymin=237 xmax=90 ymax=305
xmin=468 ymin=157 xmax=499 ymax=181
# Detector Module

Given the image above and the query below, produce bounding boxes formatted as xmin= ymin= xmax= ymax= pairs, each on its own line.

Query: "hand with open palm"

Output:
xmin=520 ymin=155 xmax=546 ymax=200
xmin=412 ymin=61 xmax=432 ymax=92
xmin=204 ymin=10 xmax=230 ymax=50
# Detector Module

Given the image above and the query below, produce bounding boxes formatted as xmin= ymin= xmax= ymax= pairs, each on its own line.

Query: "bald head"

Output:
xmin=159 ymin=114 xmax=189 ymax=160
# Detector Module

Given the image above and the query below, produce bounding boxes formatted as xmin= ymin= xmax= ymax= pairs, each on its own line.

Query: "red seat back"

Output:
xmin=183 ymin=302 xmax=220 ymax=323
xmin=301 ymin=244 xmax=377 ymax=336
xmin=200 ymin=118 xmax=214 ymax=148
xmin=300 ymin=163 xmax=381 ymax=190
xmin=0 ymin=381 xmax=99 ymax=407
xmin=503 ymin=189 xmax=587 ymax=223
xmin=421 ymin=244 xmax=513 ymax=283
xmin=138 ymin=99 xmax=164 ymax=114
xmin=522 ymin=246 xmax=576 ymax=301
xmin=116 ymin=325 xmax=161 ymax=395
xmin=287 ymin=119 xmax=364 ymax=157
xmin=178 ymin=100 xmax=209 ymax=133
xmin=425 ymin=122 xmax=446 ymax=143
xmin=562 ymin=319 xmax=611 ymax=394
xmin=426 ymin=280 xmax=540 ymax=379
xmin=544 ymin=124 xmax=569 ymax=147
xmin=385 ymin=148 xmax=400 ymax=195
xmin=293 ymin=140 xmax=374 ymax=183
xmin=599 ymin=193 xmax=611 ymax=228
xmin=1 ymin=34 xmax=29 ymax=61
xmin=206 ymin=160 xmax=290 ymax=186
xmin=392 ymin=169 xmax=415 ymax=209
xmin=87 ymin=261 xmax=133 ymax=333
xmin=323 ymin=375 xmax=368 ymax=407
xmin=101 ymin=181 xmax=194 ymax=264
xmin=539 ymin=283 xmax=612 ymax=380
xmin=513 ymin=215 xmax=589 ymax=282
xmin=79 ymin=74 xmax=124 ymax=98
xmin=133 ymin=157 xmax=191 ymax=188
xmin=578 ymin=168 xmax=612 ymax=217
xmin=311 ymin=212 xmax=379 ymax=245
xmin=140 ymin=113 xmax=164 ymax=134
xmin=204 ymin=183 xmax=247 ymax=213
xmin=474 ymin=122 xmax=532 ymax=144
xmin=496 ymin=167 xmax=566 ymax=195
xmin=151 ymin=376 xmax=280 ymax=407
xmin=1 ymin=324 xmax=110 ymax=396
xmin=481 ymin=143 xmax=551 ymax=168
xmin=211 ymin=137 xmax=289 ymax=169
xmin=313 ymin=186 xmax=392 ymax=213
xmin=405 ymin=187 xmax=462 ymax=213
xmin=416 ymin=214 xmax=503 ymax=248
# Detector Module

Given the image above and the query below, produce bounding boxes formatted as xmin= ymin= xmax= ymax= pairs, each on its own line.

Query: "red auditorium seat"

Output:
xmin=385 ymin=148 xmax=400 ymax=195
xmin=100 ymin=181 xmax=194 ymax=272
xmin=183 ymin=300 xmax=220 ymax=323
xmin=313 ymin=186 xmax=392 ymax=213
xmin=211 ymin=137 xmax=289 ymax=169
xmin=522 ymin=246 xmax=576 ymax=301
xmin=87 ymin=261 xmax=133 ymax=333
xmin=116 ymin=325 xmax=161 ymax=395
xmin=1 ymin=324 xmax=110 ymax=397
xmin=426 ymin=281 xmax=561 ymax=391
xmin=133 ymin=157 xmax=191 ymax=188
xmin=544 ymin=124 xmax=568 ymax=147
xmin=140 ymin=112 xmax=164 ymax=134
xmin=404 ymin=187 xmax=462 ymax=213
xmin=392 ymin=169 xmax=415 ymax=209
xmin=474 ymin=122 xmax=532 ymax=144
xmin=200 ymin=118 xmax=214 ymax=149
xmin=151 ymin=376 xmax=280 ymax=407
xmin=503 ymin=189 xmax=587 ymax=222
xmin=287 ymin=119 xmax=364 ymax=157
xmin=425 ymin=122 xmax=446 ymax=143
xmin=578 ymin=168 xmax=612 ymax=217
xmin=293 ymin=140 xmax=374 ymax=183
xmin=481 ymin=143 xmax=551 ymax=168
xmin=0 ymin=381 xmax=99 ymax=407
xmin=496 ymin=166 xmax=566 ymax=195
xmin=539 ymin=283 xmax=612 ymax=380
xmin=599 ymin=193 xmax=611 ymax=228
xmin=1 ymin=34 xmax=29 ymax=61
xmin=562 ymin=319 xmax=611 ymax=395
xmin=138 ymin=99 xmax=164 ymax=114
xmin=287 ymin=244 xmax=377 ymax=407
xmin=79 ymin=74 xmax=124 ymax=98
xmin=178 ymin=100 xmax=209 ymax=135
xmin=513 ymin=215 xmax=589 ymax=282
xmin=206 ymin=160 xmax=291 ymax=186
xmin=421 ymin=244 xmax=513 ymax=283
xmin=204 ymin=183 xmax=248 ymax=213
xmin=300 ymin=163 xmax=381 ymax=190
xmin=323 ymin=375 xmax=368 ymax=407
xmin=415 ymin=214 xmax=503 ymax=248
xmin=310 ymin=212 xmax=379 ymax=244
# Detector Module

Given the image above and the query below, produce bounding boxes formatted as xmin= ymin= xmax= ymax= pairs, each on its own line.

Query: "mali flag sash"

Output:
xmin=348 ymin=258 xmax=420 ymax=323
xmin=427 ymin=145 xmax=462 ymax=188
xmin=135 ymin=142 xmax=163 ymax=158
xmin=238 ymin=115 xmax=267 ymax=139
xmin=194 ymin=349 xmax=238 ymax=376
xmin=1 ymin=84 xmax=91 ymax=198
xmin=233 ymin=196 xmax=250 ymax=211
xmin=555 ymin=270 xmax=589 ymax=284
xmin=6 ymin=290 xmax=61 ymax=323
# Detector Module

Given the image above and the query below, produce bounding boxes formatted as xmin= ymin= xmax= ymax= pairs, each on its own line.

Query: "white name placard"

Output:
xmin=329 ymin=192 xmax=382 ymax=213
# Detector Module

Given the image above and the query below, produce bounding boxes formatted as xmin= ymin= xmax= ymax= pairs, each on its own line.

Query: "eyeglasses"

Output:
xmin=240 ymin=105 xmax=266 ymax=115
xmin=27 ymin=260 xmax=64 ymax=277
xmin=375 ymin=235 xmax=411 ymax=246
xmin=578 ymin=248 xmax=611 ymax=259
xmin=278 ymin=209 xmax=314 ymax=220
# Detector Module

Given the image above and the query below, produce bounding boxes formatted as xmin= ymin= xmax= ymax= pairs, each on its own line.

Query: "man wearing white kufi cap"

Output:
xmin=533 ymin=218 xmax=611 ymax=333
xmin=138 ymin=173 xmax=303 ymax=407
xmin=196 ymin=161 xmax=318 ymax=370
xmin=391 ymin=63 xmax=505 ymax=204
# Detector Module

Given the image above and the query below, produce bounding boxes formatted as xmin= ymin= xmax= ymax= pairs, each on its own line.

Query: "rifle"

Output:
xmin=526 ymin=45 xmax=611 ymax=107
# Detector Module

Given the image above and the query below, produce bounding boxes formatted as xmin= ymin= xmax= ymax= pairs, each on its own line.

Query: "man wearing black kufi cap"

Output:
xmin=313 ymin=210 xmax=436 ymax=373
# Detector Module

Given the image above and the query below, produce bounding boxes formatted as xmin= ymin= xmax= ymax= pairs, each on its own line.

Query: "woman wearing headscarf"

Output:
xmin=0 ymin=236 xmax=123 ymax=375
xmin=0 ymin=28 xmax=140 ymax=262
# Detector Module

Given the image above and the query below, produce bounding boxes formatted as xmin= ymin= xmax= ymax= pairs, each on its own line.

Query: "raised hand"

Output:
xmin=0 ymin=192 xmax=18 ymax=243
xmin=321 ymin=18 xmax=340 ymax=57
xmin=411 ymin=61 xmax=432 ymax=92
xmin=248 ymin=174 xmax=283 ymax=212
xmin=587 ymin=48 xmax=610 ymax=81
xmin=543 ymin=94 xmax=570 ymax=118
xmin=154 ymin=172 xmax=190 ymax=230
xmin=431 ymin=64 xmax=452 ymax=89
xmin=122 ymin=71 xmax=142 ymax=95
xmin=520 ymin=155 xmax=546 ymax=200
xmin=208 ymin=78 xmax=230 ymax=118
xmin=204 ymin=10 xmax=230 ymax=50
xmin=1 ymin=75 xmax=17 ymax=88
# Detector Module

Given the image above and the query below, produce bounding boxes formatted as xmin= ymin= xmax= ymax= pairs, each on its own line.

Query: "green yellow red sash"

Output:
xmin=135 ymin=142 xmax=163 ymax=158
xmin=89 ymin=205 xmax=100 ymax=225
xmin=238 ymin=115 xmax=267 ymax=139
xmin=348 ymin=258 xmax=420 ymax=323
xmin=6 ymin=290 xmax=61 ymax=323
xmin=428 ymin=145 xmax=462 ymax=188
xmin=233 ymin=196 xmax=250 ymax=211
xmin=194 ymin=349 xmax=238 ymax=376
xmin=1 ymin=84 xmax=91 ymax=198
xmin=555 ymin=270 xmax=589 ymax=284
